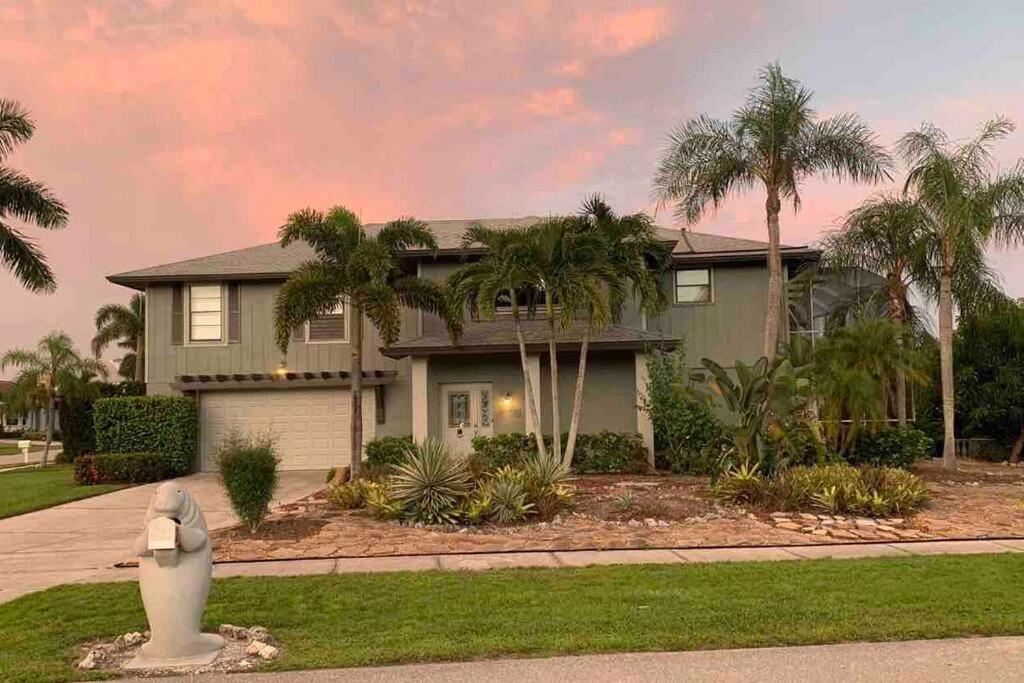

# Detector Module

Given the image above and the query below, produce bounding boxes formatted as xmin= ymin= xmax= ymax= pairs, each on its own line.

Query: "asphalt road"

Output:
xmin=147 ymin=636 xmax=1024 ymax=682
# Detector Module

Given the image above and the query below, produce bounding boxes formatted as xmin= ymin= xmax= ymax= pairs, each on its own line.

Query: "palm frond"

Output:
xmin=0 ymin=99 xmax=33 ymax=162
xmin=0 ymin=167 xmax=69 ymax=229
xmin=0 ymin=220 xmax=56 ymax=292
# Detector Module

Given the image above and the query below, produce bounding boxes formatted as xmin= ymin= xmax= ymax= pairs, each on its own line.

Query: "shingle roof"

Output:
xmin=107 ymin=217 xmax=816 ymax=288
xmin=382 ymin=319 xmax=678 ymax=358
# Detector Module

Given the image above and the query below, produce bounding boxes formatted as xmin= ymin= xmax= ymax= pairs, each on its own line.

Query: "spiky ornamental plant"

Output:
xmin=0 ymin=99 xmax=68 ymax=292
xmin=390 ymin=439 xmax=471 ymax=525
xmin=897 ymin=118 xmax=1024 ymax=469
xmin=273 ymin=207 xmax=459 ymax=483
xmin=92 ymin=293 xmax=146 ymax=382
xmin=653 ymin=63 xmax=891 ymax=359
xmin=1 ymin=332 xmax=107 ymax=465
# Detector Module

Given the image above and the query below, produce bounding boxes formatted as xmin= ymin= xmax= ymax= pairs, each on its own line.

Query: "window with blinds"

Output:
xmin=189 ymin=284 xmax=223 ymax=341
xmin=306 ymin=303 xmax=346 ymax=342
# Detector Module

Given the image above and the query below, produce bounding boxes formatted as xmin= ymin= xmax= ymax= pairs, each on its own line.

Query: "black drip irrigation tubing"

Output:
xmin=111 ymin=533 xmax=1024 ymax=570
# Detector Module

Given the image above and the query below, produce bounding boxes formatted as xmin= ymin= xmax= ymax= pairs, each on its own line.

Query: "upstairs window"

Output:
xmin=306 ymin=302 xmax=347 ymax=342
xmin=189 ymin=284 xmax=223 ymax=341
xmin=674 ymin=268 xmax=712 ymax=304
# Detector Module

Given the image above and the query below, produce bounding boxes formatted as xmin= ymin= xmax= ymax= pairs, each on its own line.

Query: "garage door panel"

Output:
xmin=199 ymin=388 xmax=376 ymax=471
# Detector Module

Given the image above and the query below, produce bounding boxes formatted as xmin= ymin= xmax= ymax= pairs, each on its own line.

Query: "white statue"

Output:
xmin=126 ymin=482 xmax=224 ymax=669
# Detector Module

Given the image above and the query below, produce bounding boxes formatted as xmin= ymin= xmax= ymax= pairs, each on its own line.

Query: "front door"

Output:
xmin=440 ymin=383 xmax=494 ymax=455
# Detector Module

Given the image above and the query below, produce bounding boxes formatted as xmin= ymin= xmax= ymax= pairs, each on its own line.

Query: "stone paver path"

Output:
xmin=84 ymin=537 xmax=1024 ymax=586
xmin=0 ymin=470 xmax=326 ymax=603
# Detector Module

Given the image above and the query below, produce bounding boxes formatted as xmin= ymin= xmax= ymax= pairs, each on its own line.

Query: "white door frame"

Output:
xmin=439 ymin=382 xmax=493 ymax=455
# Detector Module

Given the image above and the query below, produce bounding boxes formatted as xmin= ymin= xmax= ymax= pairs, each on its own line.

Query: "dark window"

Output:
xmin=307 ymin=303 xmax=346 ymax=342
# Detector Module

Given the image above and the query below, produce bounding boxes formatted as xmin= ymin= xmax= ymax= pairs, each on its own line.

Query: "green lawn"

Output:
xmin=2 ymin=554 xmax=1023 ymax=682
xmin=0 ymin=465 xmax=126 ymax=519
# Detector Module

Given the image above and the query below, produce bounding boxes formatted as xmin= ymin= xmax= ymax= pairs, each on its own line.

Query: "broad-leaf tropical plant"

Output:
xmin=92 ymin=293 xmax=146 ymax=382
xmin=1 ymin=332 xmax=107 ymax=465
xmin=273 ymin=206 xmax=456 ymax=483
xmin=898 ymin=117 xmax=1024 ymax=469
xmin=653 ymin=63 xmax=891 ymax=358
xmin=0 ymin=99 xmax=68 ymax=292
xmin=822 ymin=195 xmax=931 ymax=425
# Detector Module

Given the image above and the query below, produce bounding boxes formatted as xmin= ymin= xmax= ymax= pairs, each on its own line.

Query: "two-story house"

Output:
xmin=107 ymin=218 xmax=819 ymax=472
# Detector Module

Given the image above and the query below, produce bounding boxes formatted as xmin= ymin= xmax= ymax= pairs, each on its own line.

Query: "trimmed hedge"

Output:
xmin=848 ymin=426 xmax=933 ymax=469
xmin=94 ymin=396 xmax=197 ymax=475
xmin=58 ymin=398 xmax=95 ymax=462
xmin=469 ymin=431 xmax=647 ymax=475
xmin=74 ymin=453 xmax=171 ymax=485
xmin=365 ymin=435 xmax=414 ymax=476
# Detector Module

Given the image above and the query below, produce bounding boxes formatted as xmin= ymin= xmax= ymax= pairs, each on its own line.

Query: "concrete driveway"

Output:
xmin=0 ymin=470 xmax=325 ymax=604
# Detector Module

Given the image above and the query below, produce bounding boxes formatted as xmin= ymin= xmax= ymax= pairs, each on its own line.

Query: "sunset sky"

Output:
xmin=2 ymin=1 xmax=1023 ymax=376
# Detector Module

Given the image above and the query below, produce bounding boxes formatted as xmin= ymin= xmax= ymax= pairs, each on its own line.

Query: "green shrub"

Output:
xmin=643 ymin=348 xmax=726 ymax=474
xmin=216 ymin=432 xmax=279 ymax=533
xmin=58 ymin=398 xmax=96 ymax=462
xmin=571 ymin=431 xmax=647 ymax=474
xmin=73 ymin=453 xmax=170 ymax=485
xmin=365 ymin=436 xmax=414 ymax=476
xmin=849 ymin=426 xmax=933 ymax=469
xmin=469 ymin=433 xmax=537 ymax=474
xmin=94 ymin=396 xmax=197 ymax=475
xmin=391 ymin=440 xmax=471 ymax=525
xmin=364 ymin=481 xmax=405 ymax=520
xmin=714 ymin=463 xmax=929 ymax=516
xmin=328 ymin=479 xmax=374 ymax=509
xmin=485 ymin=466 xmax=532 ymax=523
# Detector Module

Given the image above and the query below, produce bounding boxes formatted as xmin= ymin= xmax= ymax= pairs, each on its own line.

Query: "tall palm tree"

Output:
xmin=821 ymin=195 xmax=931 ymax=425
xmin=653 ymin=63 xmax=891 ymax=359
xmin=273 ymin=206 xmax=456 ymax=483
xmin=562 ymin=196 xmax=671 ymax=467
xmin=0 ymin=99 xmax=68 ymax=292
xmin=447 ymin=225 xmax=549 ymax=459
xmin=1 ymin=332 xmax=106 ymax=465
xmin=898 ymin=117 xmax=1024 ymax=469
xmin=92 ymin=293 xmax=146 ymax=383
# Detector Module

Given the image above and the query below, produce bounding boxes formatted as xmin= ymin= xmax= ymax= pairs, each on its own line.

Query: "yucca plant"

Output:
xmin=390 ymin=440 xmax=471 ymax=525
xmin=486 ymin=466 xmax=533 ymax=524
xmin=522 ymin=452 xmax=575 ymax=520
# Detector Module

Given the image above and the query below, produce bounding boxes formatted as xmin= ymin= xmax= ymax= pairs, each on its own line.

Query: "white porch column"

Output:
xmin=634 ymin=351 xmax=655 ymax=467
xmin=411 ymin=356 xmax=428 ymax=443
xmin=524 ymin=354 xmax=542 ymax=435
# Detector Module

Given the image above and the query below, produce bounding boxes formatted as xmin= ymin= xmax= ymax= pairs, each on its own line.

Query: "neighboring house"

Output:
xmin=107 ymin=218 xmax=819 ymax=471
xmin=0 ymin=379 xmax=49 ymax=433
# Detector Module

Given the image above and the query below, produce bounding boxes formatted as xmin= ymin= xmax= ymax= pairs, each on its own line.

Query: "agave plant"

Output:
xmin=522 ymin=452 xmax=575 ymax=520
xmin=390 ymin=440 xmax=471 ymax=525
xmin=486 ymin=466 xmax=533 ymax=524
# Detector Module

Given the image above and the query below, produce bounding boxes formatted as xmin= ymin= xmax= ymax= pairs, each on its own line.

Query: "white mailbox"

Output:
xmin=17 ymin=440 xmax=30 ymax=463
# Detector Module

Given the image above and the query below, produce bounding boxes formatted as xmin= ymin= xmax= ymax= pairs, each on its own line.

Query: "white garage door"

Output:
xmin=199 ymin=388 xmax=376 ymax=471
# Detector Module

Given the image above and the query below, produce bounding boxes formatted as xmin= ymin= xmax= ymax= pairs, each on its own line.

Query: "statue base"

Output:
xmin=123 ymin=634 xmax=224 ymax=670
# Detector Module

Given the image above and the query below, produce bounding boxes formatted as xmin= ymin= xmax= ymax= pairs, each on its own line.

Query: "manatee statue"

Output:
xmin=127 ymin=482 xmax=224 ymax=668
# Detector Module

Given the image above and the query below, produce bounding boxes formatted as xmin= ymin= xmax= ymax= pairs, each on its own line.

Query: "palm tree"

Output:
xmin=1 ymin=332 xmax=107 ymax=465
xmin=898 ymin=118 xmax=1024 ymax=469
xmin=0 ymin=99 xmax=68 ymax=292
xmin=447 ymin=225 xmax=549 ymax=459
xmin=821 ymin=195 xmax=931 ymax=425
xmin=273 ymin=206 xmax=456 ymax=483
xmin=92 ymin=293 xmax=146 ymax=383
xmin=653 ymin=63 xmax=891 ymax=359
xmin=562 ymin=196 xmax=671 ymax=467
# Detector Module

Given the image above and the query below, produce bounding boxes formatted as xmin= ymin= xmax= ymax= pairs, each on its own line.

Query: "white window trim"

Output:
xmin=183 ymin=282 xmax=228 ymax=347
xmin=304 ymin=302 xmax=350 ymax=345
xmin=673 ymin=267 xmax=714 ymax=306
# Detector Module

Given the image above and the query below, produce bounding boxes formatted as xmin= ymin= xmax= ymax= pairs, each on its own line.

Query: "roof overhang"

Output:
xmin=672 ymin=248 xmax=821 ymax=266
xmin=381 ymin=337 xmax=678 ymax=359
xmin=171 ymin=370 xmax=396 ymax=392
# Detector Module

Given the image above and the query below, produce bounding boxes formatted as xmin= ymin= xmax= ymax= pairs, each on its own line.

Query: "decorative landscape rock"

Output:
xmin=766 ymin=512 xmax=929 ymax=541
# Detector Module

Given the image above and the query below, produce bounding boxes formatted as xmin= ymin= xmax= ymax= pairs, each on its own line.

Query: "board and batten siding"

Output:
xmin=146 ymin=282 xmax=416 ymax=397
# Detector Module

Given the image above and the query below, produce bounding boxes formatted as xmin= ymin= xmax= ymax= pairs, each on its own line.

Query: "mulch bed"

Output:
xmin=209 ymin=459 xmax=1024 ymax=562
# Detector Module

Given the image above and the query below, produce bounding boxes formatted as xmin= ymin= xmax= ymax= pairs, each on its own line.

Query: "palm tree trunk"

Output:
xmin=512 ymin=298 xmax=546 ymax=459
xmin=134 ymin=332 xmax=145 ymax=383
xmin=547 ymin=302 xmax=562 ymax=463
xmin=563 ymin=326 xmax=589 ymax=467
xmin=889 ymin=286 xmax=908 ymax=427
xmin=1010 ymin=424 xmax=1024 ymax=465
xmin=345 ymin=304 xmax=364 ymax=484
xmin=42 ymin=397 xmax=53 ymax=467
xmin=938 ymin=269 xmax=956 ymax=470
xmin=763 ymin=187 xmax=784 ymax=360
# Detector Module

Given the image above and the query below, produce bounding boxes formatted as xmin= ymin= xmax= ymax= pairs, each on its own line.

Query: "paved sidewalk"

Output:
xmin=84 ymin=537 xmax=1024 ymax=586
xmin=0 ymin=470 xmax=325 ymax=603
xmin=140 ymin=636 xmax=1024 ymax=682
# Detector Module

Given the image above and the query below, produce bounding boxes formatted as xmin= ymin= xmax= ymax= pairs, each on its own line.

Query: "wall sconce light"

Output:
xmin=500 ymin=392 xmax=513 ymax=410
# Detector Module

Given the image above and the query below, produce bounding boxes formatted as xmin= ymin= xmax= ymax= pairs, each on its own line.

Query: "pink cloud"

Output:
xmin=572 ymin=5 xmax=672 ymax=57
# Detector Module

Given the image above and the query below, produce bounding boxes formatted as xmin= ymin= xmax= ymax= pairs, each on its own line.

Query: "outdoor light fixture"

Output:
xmin=272 ymin=361 xmax=288 ymax=380
xmin=500 ymin=392 xmax=513 ymax=410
